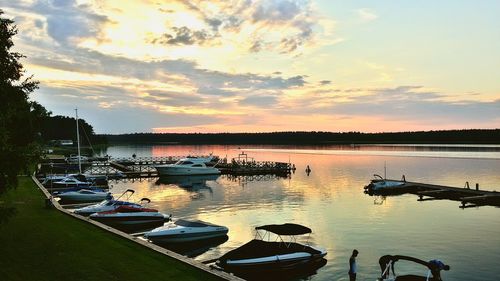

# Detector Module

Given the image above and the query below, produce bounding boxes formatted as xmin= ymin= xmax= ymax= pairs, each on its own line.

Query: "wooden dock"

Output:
xmin=51 ymin=154 xmax=295 ymax=178
xmin=371 ymin=180 xmax=500 ymax=208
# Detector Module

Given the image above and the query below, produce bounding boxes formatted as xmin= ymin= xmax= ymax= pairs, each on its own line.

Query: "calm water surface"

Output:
xmin=100 ymin=145 xmax=500 ymax=281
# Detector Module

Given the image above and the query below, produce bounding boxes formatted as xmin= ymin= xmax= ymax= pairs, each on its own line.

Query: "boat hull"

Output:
xmin=146 ymin=229 xmax=228 ymax=243
xmin=56 ymin=192 xmax=110 ymax=202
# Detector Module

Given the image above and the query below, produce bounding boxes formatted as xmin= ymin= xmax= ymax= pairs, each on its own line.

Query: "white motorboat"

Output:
xmin=216 ymin=223 xmax=327 ymax=276
xmin=155 ymin=157 xmax=221 ymax=176
xmin=365 ymin=174 xmax=406 ymax=193
xmin=144 ymin=219 xmax=229 ymax=243
xmin=52 ymin=177 xmax=94 ymax=188
xmin=74 ymin=189 xmax=142 ymax=216
xmin=55 ymin=188 xmax=111 ymax=202
xmin=89 ymin=202 xmax=169 ymax=232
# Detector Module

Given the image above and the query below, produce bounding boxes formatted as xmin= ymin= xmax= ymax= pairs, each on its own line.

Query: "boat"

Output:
xmin=55 ymin=188 xmax=111 ymax=203
xmin=215 ymin=223 xmax=327 ymax=276
xmin=155 ymin=157 xmax=221 ymax=176
xmin=73 ymin=189 xmax=143 ymax=216
xmin=365 ymin=174 xmax=406 ymax=193
xmin=89 ymin=201 xmax=169 ymax=232
xmin=51 ymin=177 xmax=94 ymax=189
xmin=377 ymin=255 xmax=450 ymax=281
xmin=144 ymin=219 xmax=229 ymax=244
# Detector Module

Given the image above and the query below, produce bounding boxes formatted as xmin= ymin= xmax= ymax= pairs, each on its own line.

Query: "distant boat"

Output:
xmin=215 ymin=223 xmax=327 ymax=275
xmin=144 ymin=219 xmax=229 ymax=243
xmin=364 ymin=174 xmax=406 ymax=193
xmin=155 ymin=157 xmax=221 ymax=176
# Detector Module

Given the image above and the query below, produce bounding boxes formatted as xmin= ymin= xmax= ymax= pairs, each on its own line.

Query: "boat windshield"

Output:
xmin=175 ymin=161 xmax=194 ymax=165
xmin=175 ymin=219 xmax=211 ymax=227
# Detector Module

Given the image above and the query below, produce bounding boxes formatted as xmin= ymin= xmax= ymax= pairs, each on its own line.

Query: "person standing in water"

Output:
xmin=348 ymin=249 xmax=359 ymax=281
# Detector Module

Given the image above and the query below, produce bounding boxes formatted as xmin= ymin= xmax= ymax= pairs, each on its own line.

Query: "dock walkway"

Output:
xmin=375 ymin=180 xmax=500 ymax=208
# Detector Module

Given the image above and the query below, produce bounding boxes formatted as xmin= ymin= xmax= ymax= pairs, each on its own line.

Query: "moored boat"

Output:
xmin=215 ymin=223 xmax=327 ymax=276
xmin=73 ymin=189 xmax=142 ymax=216
xmin=155 ymin=157 xmax=221 ymax=176
xmin=365 ymin=174 xmax=406 ymax=193
xmin=55 ymin=188 xmax=111 ymax=203
xmin=89 ymin=202 xmax=169 ymax=232
xmin=144 ymin=219 xmax=228 ymax=243
xmin=377 ymin=255 xmax=450 ymax=281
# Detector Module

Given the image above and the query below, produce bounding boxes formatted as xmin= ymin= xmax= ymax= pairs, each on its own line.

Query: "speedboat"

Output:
xmin=155 ymin=157 xmax=221 ymax=176
xmin=55 ymin=188 xmax=111 ymax=202
xmin=378 ymin=255 xmax=450 ymax=281
xmin=73 ymin=189 xmax=142 ymax=216
xmin=216 ymin=223 xmax=327 ymax=276
xmin=365 ymin=174 xmax=406 ymax=193
xmin=144 ymin=219 xmax=228 ymax=243
xmin=89 ymin=201 xmax=169 ymax=232
xmin=52 ymin=177 xmax=94 ymax=189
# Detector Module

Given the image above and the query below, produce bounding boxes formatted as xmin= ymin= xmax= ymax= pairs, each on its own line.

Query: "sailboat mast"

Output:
xmin=75 ymin=108 xmax=81 ymax=173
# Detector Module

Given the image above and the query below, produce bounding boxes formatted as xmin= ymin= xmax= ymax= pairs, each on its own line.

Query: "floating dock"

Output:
xmin=40 ymin=154 xmax=294 ymax=178
xmin=369 ymin=179 xmax=500 ymax=208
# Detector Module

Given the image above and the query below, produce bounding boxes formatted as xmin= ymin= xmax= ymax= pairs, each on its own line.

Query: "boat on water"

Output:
xmin=155 ymin=157 xmax=221 ymax=176
xmin=215 ymin=223 xmax=327 ymax=276
xmin=89 ymin=201 xmax=170 ymax=232
xmin=144 ymin=219 xmax=229 ymax=244
xmin=51 ymin=177 xmax=95 ymax=189
xmin=377 ymin=255 xmax=450 ymax=281
xmin=55 ymin=188 xmax=111 ymax=203
xmin=73 ymin=189 xmax=142 ymax=216
xmin=365 ymin=174 xmax=406 ymax=193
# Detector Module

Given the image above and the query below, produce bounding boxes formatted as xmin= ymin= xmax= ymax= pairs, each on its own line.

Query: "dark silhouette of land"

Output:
xmin=102 ymin=129 xmax=500 ymax=145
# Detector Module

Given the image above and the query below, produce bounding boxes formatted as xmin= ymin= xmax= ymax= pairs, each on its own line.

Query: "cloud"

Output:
xmin=150 ymin=0 xmax=319 ymax=54
xmin=30 ymin=0 xmax=110 ymax=45
xmin=357 ymin=8 xmax=378 ymax=22
xmin=151 ymin=26 xmax=215 ymax=46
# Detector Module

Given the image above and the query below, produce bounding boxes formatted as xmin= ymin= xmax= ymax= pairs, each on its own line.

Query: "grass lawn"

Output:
xmin=0 ymin=177 xmax=224 ymax=281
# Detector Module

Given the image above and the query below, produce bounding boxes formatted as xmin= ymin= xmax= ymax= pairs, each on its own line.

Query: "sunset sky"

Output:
xmin=3 ymin=0 xmax=499 ymax=134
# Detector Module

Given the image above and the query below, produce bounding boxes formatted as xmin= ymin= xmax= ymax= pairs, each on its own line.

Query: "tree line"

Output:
xmin=0 ymin=10 xmax=101 ymax=190
xmin=103 ymin=129 xmax=500 ymax=145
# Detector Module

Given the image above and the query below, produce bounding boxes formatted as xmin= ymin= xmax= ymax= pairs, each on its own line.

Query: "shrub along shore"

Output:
xmin=0 ymin=177 xmax=223 ymax=281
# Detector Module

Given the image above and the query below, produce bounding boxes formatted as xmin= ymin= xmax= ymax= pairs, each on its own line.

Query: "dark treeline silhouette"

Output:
xmin=40 ymin=115 xmax=106 ymax=145
xmin=103 ymin=129 xmax=500 ymax=145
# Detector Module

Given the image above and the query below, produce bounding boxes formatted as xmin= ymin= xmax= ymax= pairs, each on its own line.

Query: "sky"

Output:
xmin=2 ymin=0 xmax=499 ymax=134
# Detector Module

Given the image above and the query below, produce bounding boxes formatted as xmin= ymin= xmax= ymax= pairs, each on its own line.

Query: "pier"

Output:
xmin=370 ymin=179 xmax=500 ymax=208
xmin=39 ymin=154 xmax=294 ymax=178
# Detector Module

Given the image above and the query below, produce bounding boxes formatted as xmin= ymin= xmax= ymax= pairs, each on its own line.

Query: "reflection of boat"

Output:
xmin=377 ymin=255 xmax=450 ymax=281
xmin=55 ymin=188 xmax=111 ymax=203
xmin=155 ymin=157 xmax=221 ymax=176
xmin=144 ymin=219 xmax=229 ymax=243
xmin=166 ymin=235 xmax=229 ymax=258
xmin=74 ymin=189 xmax=142 ymax=216
xmin=215 ymin=223 xmax=327 ymax=276
xmin=89 ymin=202 xmax=169 ymax=232
xmin=155 ymin=174 xmax=220 ymax=189
xmin=365 ymin=174 xmax=406 ymax=193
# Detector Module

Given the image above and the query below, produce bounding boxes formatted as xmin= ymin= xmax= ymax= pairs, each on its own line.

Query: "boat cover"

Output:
xmin=255 ymin=223 xmax=311 ymax=235
xmin=218 ymin=239 xmax=321 ymax=263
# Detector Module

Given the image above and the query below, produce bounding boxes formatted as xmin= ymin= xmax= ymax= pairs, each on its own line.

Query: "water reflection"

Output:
xmin=102 ymin=145 xmax=500 ymax=281
xmin=154 ymin=235 xmax=229 ymax=258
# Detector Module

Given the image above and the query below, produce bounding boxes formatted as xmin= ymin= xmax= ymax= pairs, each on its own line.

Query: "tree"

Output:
xmin=0 ymin=10 xmax=48 ymax=190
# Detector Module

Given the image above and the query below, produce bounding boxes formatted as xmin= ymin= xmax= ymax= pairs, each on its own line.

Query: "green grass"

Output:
xmin=0 ymin=177 xmax=223 ymax=281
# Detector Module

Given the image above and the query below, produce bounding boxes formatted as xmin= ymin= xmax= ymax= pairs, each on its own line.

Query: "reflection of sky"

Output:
xmin=106 ymin=145 xmax=500 ymax=281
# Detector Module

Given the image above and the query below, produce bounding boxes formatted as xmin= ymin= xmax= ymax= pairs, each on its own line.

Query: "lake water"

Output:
xmin=99 ymin=144 xmax=500 ymax=281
